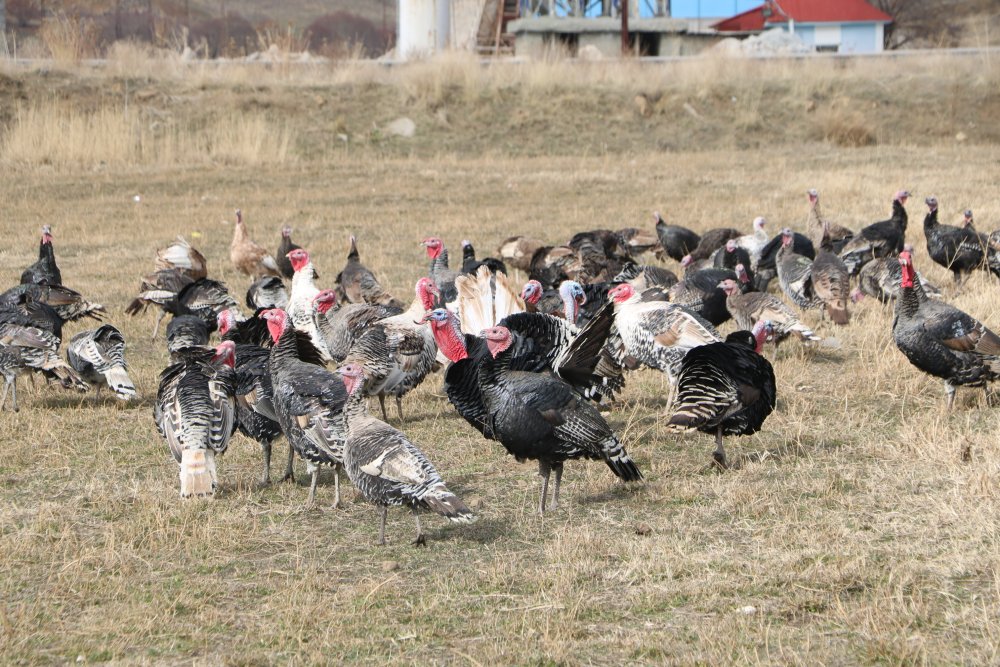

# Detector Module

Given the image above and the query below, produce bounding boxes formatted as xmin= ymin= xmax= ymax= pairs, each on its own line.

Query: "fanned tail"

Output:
xmin=791 ymin=322 xmax=822 ymax=342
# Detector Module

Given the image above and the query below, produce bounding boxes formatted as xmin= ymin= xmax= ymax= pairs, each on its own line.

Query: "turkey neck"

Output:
xmin=430 ymin=247 xmax=450 ymax=275
xmin=892 ymin=200 xmax=908 ymax=230
xmin=923 ymin=207 xmax=939 ymax=236
xmin=269 ymin=325 xmax=300 ymax=368
xmin=343 ymin=387 xmax=369 ymax=428
xmin=232 ymin=220 xmax=249 ymax=246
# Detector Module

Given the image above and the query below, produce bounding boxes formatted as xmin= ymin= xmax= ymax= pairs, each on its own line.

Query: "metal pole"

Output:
xmin=621 ymin=0 xmax=629 ymax=55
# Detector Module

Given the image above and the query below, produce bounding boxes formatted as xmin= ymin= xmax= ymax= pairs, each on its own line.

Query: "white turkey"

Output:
xmin=284 ymin=248 xmax=330 ymax=361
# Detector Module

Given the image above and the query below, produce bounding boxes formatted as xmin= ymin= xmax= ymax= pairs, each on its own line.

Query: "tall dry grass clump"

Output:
xmin=38 ymin=12 xmax=101 ymax=64
xmin=1 ymin=105 xmax=296 ymax=169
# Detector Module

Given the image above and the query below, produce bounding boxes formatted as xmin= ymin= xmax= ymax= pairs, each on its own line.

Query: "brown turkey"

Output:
xmin=335 ymin=235 xmax=403 ymax=308
xmin=776 ymin=229 xmax=850 ymax=325
xmin=231 ymin=209 xmax=282 ymax=278
xmin=806 ymin=189 xmax=854 ymax=254
xmin=719 ymin=277 xmax=820 ymax=347
xmin=496 ymin=235 xmax=546 ymax=273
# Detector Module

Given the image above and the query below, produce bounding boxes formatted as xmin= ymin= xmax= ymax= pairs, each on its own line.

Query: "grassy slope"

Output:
xmin=0 ymin=56 xmax=999 ymax=663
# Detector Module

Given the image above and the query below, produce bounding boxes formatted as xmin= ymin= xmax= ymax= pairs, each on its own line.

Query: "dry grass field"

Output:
xmin=1 ymin=52 xmax=1000 ymax=664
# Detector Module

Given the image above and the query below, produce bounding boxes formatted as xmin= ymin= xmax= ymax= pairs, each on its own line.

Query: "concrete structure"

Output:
xmin=397 ymin=0 xmax=451 ymax=59
xmin=508 ymin=16 xmax=719 ymax=57
xmin=713 ymin=0 xmax=892 ymax=53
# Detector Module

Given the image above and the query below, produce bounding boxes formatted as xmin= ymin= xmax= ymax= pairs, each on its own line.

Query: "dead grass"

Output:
xmin=0 ymin=61 xmax=999 ymax=664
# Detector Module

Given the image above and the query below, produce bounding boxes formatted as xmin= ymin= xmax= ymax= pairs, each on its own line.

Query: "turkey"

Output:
xmin=720 ymin=277 xmax=820 ymax=347
xmin=153 ymin=342 xmax=237 ymax=498
xmin=67 ymin=324 xmax=136 ymax=401
xmin=350 ymin=278 xmax=440 ymax=420
xmin=754 ymin=230 xmax=815 ymax=292
xmin=730 ymin=216 xmax=769 ymax=269
xmin=217 ymin=310 xmax=289 ymax=486
xmin=0 ymin=284 xmax=104 ymax=324
xmin=246 ymin=276 xmax=288 ymax=310
xmin=519 ymin=280 xmax=591 ymax=325
xmin=567 ymin=229 xmax=629 ymax=284
xmin=421 ymin=237 xmax=460 ymax=306
xmin=456 ymin=265 xmax=526 ymax=333
xmin=839 ymin=190 xmax=910 ymax=275
xmin=125 ymin=268 xmax=195 ymax=338
xmin=0 ymin=295 xmax=66 ymax=341
xmin=680 ymin=227 xmax=742 ymax=265
xmin=154 ymin=236 xmax=207 ymax=281
xmin=335 ymin=363 xmax=475 ymax=546
xmin=528 ymin=245 xmax=578 ymax=290
xmin=334 ymin=235 xmax=403 ymax=308
xmin=230 ymin=209 xmax=282 ymax=278
xmin=853 ymin=249 xmax=942 ymax=304
xmin=496 ymin=235 xmax=546 ymax=273
xmin=892 ymin=250 xmax=1000 ymax=410
xmin=713 ymin=239 xmax=756 ymax=287
xmin=654 ymin=212 xmax=700 ymax=262
xmin=284 ymin=248 xmax=330 ymax=360
xmin=426 ymin=300 xmax=622 ymax=438
xmin=166 ymin=315 xmax=211 ymax=359
xmin=476 ymin=325 xmax=642 ymax=513
xmin=922 ymin=196 xmax=991 ymax=284
xmin=0 ymin=323 xmax=89 ymax=411
xmin=609 ymin=282 xmax=722 ymax=388
xmin=276 ymin=225 xmax=301 ymax=280
xmin=127 ymin=276 xmax=237 ymax=338
xmin=261 ymin=308 xmax=348 ymax=505
xmin=776 ymin=228 xmax=850 ymax=325
xmin=311 ymin=290 xmax=403 ymax=363
xmin=613 ymin=264 xmax=679 ymax=292
xmin=807 ymin=189 xmax=854 ymax=254
xmin=616 ymin=227 xmax=661 ymax=258
xmin=666 ymin=320 xmax=776 ymax=468
xmin=460 ymin=239 xmax=507 ymax=275
xmin=20 ymin=225 xmax=61 ymax=286
xmin=667 ymin=267 xmax=743 ymax=326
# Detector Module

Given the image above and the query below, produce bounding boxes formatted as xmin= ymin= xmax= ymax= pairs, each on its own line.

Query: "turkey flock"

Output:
xmin=4 ymin=190 xmax=1000 ymax=546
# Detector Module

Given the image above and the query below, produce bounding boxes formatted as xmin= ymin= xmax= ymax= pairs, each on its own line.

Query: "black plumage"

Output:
xmin=276 ymin=225 xmax=301 ymax=280
xmin=0 ymin=296 xmax=65 ymax=341
xmin=263 ymin=309 xmax=348 ymax=505
xmin=20 ymin=226 xmax=61 ymax=286
xmin=667 ymin=322 xmax=776 ymax=468
xmin=654 ymin=213 xmax=701 ymax=262
xmin=668 ymin=267 xmax=746 ymax=326
xmin=922 ymin=197 xmax=993 ymax=284
xmin=0 ymin=283 xmax=104 ymax=323
xmin=461 ymin=239 xmax=507 ymax=275
xmin=0 ymin=322 xmax=89 ymax=411
xmin=475 ymin=325 xmax=642 ymax=514
xmin=892 ymin=250 xmax=1000 ymax=410
xmin=166 ymin=315 xmax=210 ymax=357
xmin=713 ymin=240 xmax=756 ymax=286
xmin=127 ymin=277 xmax=238 ymax=336
xmin=754 ymin=231 xmax=815 ymax=292
xmin=839 ymin=191 xmax=909 ymax=275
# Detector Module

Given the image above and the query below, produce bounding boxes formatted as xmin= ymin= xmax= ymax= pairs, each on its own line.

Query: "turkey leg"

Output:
xmin=713 ymin=428 xmax=728 ymax=469
xmin=332 ymin=464 xmax=341 ymax=509
xmin=945 ymin=381 xmax=957 ymax=411
xmin=412 ymin=508 xmax=426 ymax=547
xmin=395 ymin=395 xmax=405 ymax=422
xmin=538 ymin=461 xmax=552 ymax=514
xmin=0 ymin=377 xmax=13 ymax=412
xmin=307 ymin=466 xmax=319 ymax=506
xmin=281 ymin=445 xmax=295 ymax=483
xmin=378 ymin=507 xmax=388 ymax=546
xmin=550 ymin=462 xmax=564 ymax=511
xmin=259 ymin=440 xmax=272 ymax=486
xmin=151 ymin=311 xmax=166 ymax=340
xmin=377 ymin=394 xmax=389 ymax=421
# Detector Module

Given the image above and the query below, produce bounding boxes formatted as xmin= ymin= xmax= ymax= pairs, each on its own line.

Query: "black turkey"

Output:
xmin=667 ymin=320 xmax=776 ymax=468
xmin=892 ymin=250 xmax=1000 ymax=410
xmin=67 ymin=324 xmax=136 ymax=401
xmin=839 ymin=190 xmax=909 ymax=275
xmin=20 ymin=226 xmax=62 ymax=286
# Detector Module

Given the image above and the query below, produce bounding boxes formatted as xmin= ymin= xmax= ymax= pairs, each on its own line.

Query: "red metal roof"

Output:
xmin=713 ymin=0 xmax=892 ymax=31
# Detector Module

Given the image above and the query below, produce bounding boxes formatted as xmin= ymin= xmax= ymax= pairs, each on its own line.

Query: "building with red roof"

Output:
xmin=713 ymin=0 xmax=893 ymax=53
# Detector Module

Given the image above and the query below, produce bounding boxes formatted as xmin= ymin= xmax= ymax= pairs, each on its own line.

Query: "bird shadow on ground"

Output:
xmin=577 ymin=481 xmax=646 ymax=507
xmin=446 ymin=516 xmax=509 ymax=545
xmin=36 ymin=392 xmax=154 ymax=411
xmin=713 ymin=436 xmax=843 ymax=472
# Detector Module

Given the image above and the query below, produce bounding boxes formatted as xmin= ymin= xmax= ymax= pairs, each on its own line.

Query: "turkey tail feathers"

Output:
xmin=423 ymin=487 xmax=477 ymax=523
xmin=601 ymin=437 xmax=643 ymax=481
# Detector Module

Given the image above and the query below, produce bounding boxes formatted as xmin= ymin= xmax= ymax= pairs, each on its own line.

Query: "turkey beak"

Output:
xmin=417 ymin=311 xmax=433 ymax=325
